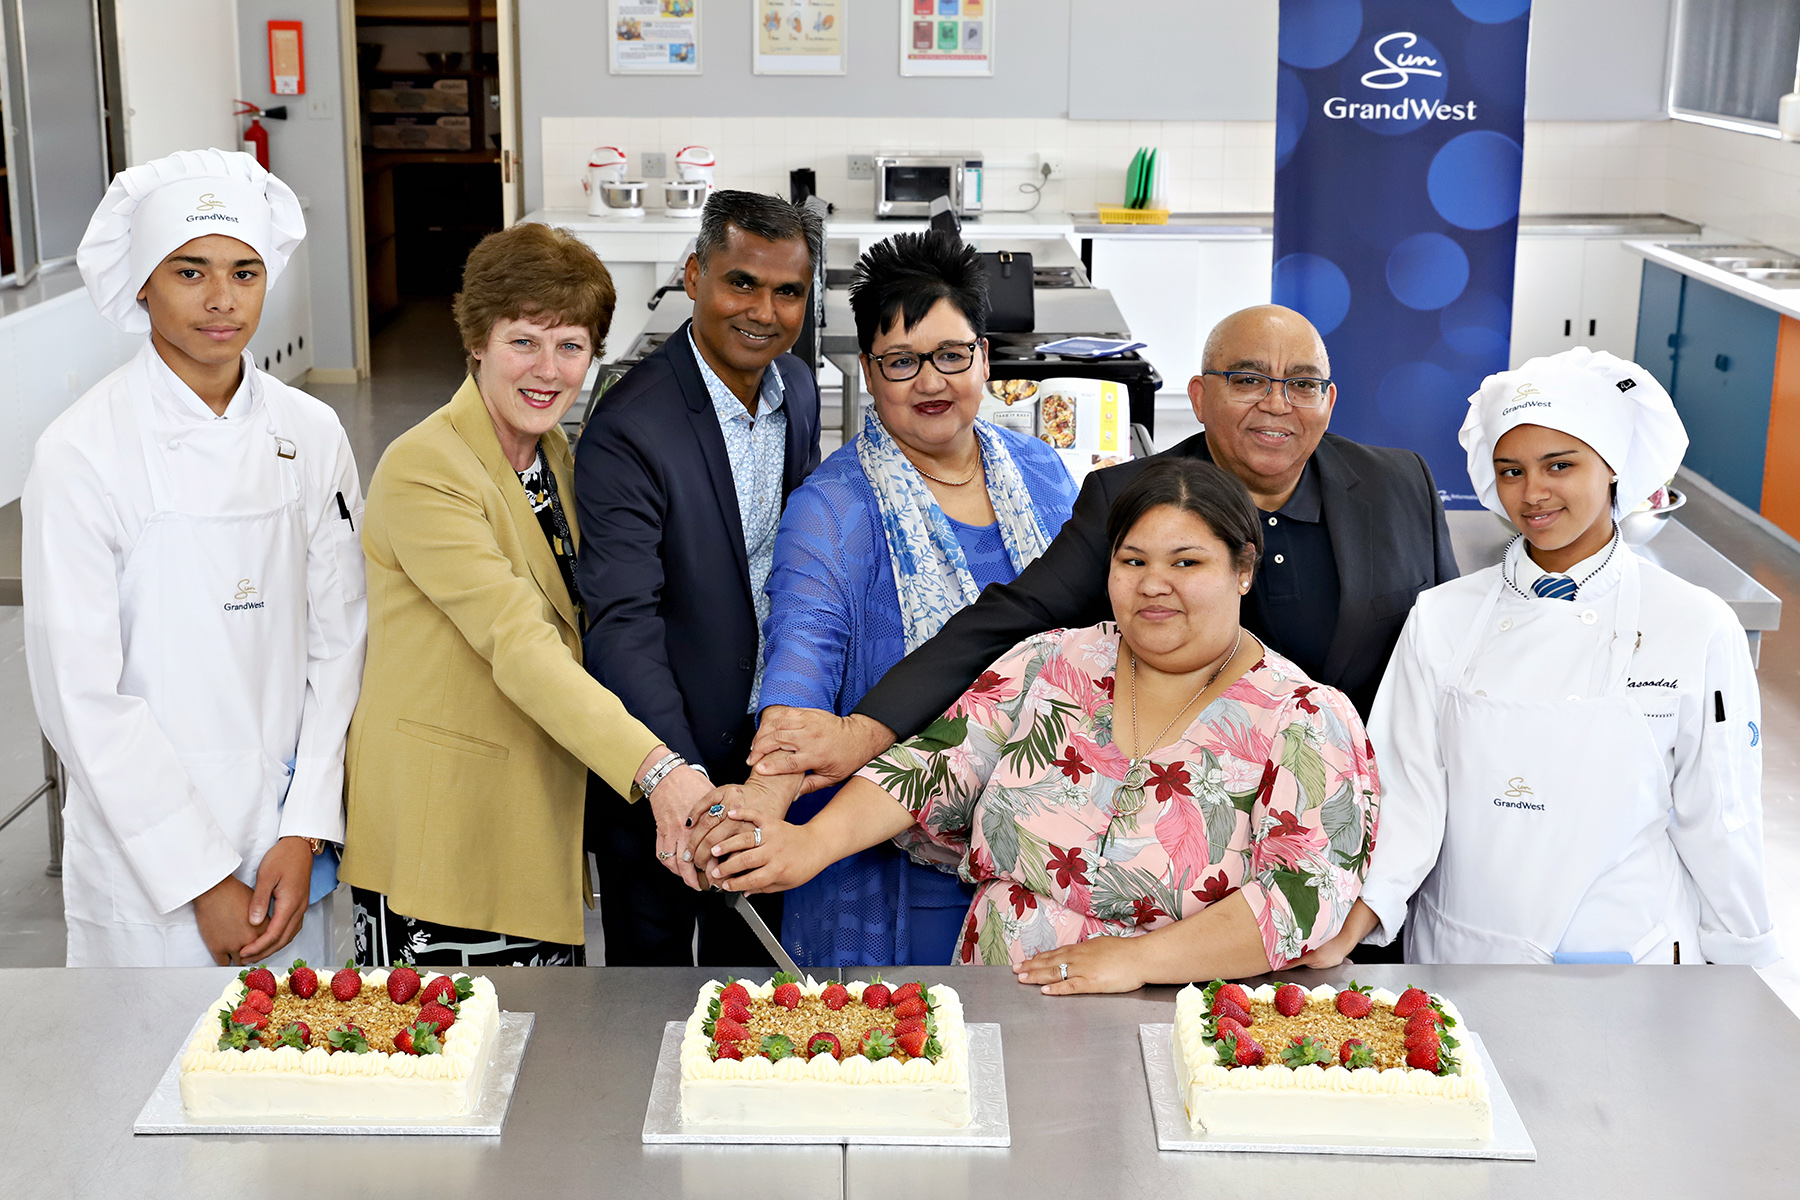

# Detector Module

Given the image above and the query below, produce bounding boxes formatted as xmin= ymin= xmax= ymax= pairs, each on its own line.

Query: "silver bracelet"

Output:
xmin=634 ymin=752 xmax=684 ymax=801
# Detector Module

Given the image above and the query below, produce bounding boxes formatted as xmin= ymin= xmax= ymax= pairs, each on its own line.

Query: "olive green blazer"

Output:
xmin=341 ymin=377 xmax=660 ymax=945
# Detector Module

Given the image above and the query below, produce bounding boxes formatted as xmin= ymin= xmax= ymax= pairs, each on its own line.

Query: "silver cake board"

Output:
xmin=1139 ymin=1024 xmax=1537 ymax=1160
xmin=133 ymin=1011 xmax=535 ymax=1136
xmin=642 ymin=1020 xmax=1010 ymax=1146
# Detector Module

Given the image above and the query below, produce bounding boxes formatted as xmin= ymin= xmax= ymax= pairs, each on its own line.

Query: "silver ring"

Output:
xmin=708 ymin=803 xmax=725 ymax=817
xmin=753 ymin=826 xmax=763 ymax=846
xmin=1058 ymin=962 xmax=1068 ymax=981
xmin=657 ymin=850 xmax=673 ymax=860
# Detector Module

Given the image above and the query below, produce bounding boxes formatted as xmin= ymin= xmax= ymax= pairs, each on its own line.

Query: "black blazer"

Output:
xmin=856 ymin=431 xmax=1458 ymax=733
xmin=574 ymin=320 xmax=821 ymax=790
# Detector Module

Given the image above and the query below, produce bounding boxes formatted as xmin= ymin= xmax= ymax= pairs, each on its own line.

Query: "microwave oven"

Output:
xmin=874 ymin=154 xmax=983 ymax=219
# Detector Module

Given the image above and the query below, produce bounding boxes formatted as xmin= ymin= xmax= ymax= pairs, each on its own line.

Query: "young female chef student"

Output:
xmin=1305 ymin=346 xmax=1778 ymax=967
xmin=22 ymin=150 xmax=366 ymax=967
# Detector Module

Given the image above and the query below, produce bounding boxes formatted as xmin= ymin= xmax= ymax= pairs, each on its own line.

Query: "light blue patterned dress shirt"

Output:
xmin=688 ymin=326 xmax=788 ymax=711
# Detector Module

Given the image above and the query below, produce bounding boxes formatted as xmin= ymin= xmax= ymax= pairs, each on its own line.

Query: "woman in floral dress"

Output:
xmin=707 ymin=458 xmax=1380 ymax=992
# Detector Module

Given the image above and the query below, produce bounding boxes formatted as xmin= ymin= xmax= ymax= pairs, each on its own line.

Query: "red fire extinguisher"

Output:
xmin=235 ymin=101 xmax=288 ymax=170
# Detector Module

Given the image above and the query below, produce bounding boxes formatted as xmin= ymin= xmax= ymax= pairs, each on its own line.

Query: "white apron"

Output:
xmin=1408 ymin=552 xmax=1697 ymax=965
xmin=63 ymin=358 xmax=330 ymax=966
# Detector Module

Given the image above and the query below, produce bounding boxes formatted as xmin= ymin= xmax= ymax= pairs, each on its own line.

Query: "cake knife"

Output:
xmin=727 ymin=889 xmax=803 ymax=977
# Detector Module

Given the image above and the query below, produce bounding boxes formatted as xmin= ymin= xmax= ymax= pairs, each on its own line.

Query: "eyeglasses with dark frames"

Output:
xmin=1201 ymin=369 xmax=1335 ymax=408
xmin=866 ymin=341 xmax=982 ymax=383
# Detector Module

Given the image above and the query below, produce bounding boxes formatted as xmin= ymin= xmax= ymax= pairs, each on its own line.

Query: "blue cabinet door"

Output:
xmin=1667 ymin=278 xmax=1779 ymax=510
xmin=1634 ymin=262 xmax=1683 ymax=394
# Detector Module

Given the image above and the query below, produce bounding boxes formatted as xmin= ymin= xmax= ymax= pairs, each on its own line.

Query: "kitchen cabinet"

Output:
xmin=1510 ymin=235 xmax=1694 ymax=367
xmin=1667 ymin=276 xmax=1780 ymax=510
xmin=1086 ymin=235 xmax=1273 ymax=405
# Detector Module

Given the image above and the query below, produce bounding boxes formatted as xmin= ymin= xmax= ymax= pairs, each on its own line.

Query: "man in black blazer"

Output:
xmin=575 ymin=191 xmax=823 ymax=965
xmin=744 ymin=304 xmax=1457 ymax=800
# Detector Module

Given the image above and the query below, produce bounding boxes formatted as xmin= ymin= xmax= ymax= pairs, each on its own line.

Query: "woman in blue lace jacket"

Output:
xmin=748 ymin=232 xmax=1076 ymax=966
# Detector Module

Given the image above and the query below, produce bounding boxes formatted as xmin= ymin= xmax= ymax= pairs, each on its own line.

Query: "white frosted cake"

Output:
xmin=678 ymin=975 xmax=971 ymax=1129
xmin=178 ymin=961 xmax=500 ymax=1121
xmin=1172 ymin=980 xmax=1492 ymax=1142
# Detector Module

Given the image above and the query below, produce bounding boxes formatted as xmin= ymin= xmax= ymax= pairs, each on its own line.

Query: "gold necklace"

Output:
xmin=1113 ymin=628 xmax=1244 ymax=820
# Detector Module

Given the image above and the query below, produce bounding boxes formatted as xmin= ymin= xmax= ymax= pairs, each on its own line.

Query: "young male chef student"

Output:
xmin=1303 ymin=347 xmax=1778 ymax=968
xmin=23 ymin=149 xmax=367 ymax=967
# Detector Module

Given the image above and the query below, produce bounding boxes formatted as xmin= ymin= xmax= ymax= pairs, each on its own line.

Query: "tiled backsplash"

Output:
xmin=541 ymin=115 xmax=1800 ymax=250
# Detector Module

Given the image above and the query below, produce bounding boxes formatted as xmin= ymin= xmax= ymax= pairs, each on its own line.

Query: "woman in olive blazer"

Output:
xmin=341 ymin=224 xmax=708 ymax=964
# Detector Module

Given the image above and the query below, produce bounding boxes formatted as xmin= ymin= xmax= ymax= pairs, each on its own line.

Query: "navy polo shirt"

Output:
xmin=1244 ymin=457 xmax=1339 ymax=680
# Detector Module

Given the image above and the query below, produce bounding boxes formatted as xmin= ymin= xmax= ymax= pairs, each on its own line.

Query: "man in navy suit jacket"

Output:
xmin=574 ymin=191 xmax=824 ymax=965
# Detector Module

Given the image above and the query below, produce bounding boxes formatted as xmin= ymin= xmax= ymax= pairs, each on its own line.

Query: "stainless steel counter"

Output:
xmin=6 ymin=963 xmax=1797 ymax=1198
xmin=1447 ymin=510 xmax=1781 ymax=661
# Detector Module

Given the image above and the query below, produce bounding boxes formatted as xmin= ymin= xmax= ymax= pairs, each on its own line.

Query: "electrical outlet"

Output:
xmin=643 ymin=151 xmax=667 ymax=178
xmin=1039 ymin=154 xmax=1065 ymax=180
xmin=847 ymin=154 xmax=875 ymax=180
xmin=307 ymin=96 xmax=334 ymax=120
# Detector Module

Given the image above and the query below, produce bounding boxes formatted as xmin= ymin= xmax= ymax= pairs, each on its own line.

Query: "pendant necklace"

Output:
xmin=1112 ymin=627 xmax=1244 ymax=821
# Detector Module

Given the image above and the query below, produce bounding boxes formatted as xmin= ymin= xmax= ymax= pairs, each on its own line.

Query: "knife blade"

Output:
xmin=728 ymin=889 xmax=803 ymax=977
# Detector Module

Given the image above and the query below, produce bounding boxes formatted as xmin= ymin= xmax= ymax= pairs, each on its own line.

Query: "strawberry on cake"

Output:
xmin=678 ymin=974 xmax=972 ymax=1129
xmin=1172 ymin=980 xmax=1492 ymax=1142
xmin=178 ymin=959 xmax=501 ymax=1120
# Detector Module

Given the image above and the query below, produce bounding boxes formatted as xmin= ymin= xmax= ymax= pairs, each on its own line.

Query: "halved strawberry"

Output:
xmin=330 ymin=960 xmax=362 ymax=1002
xmin=418 ymin=974 xmax=457 ymax=1008
xmin=862 ymin=977 xmax=892 ymax=1009
xmin=712 ymin=1016 xmax=750 ymax=1044
xmin=1334 ymin=981 xmax=1373 ymax=1019
xmin=418 ymin=1001 xmax=456 ymax=1035
xmin=806 ymin=1031 xmax=843 ymax=1060
xmin=229 ymin=1003 xmax=269 ymax=1032
xmin=891 ymin=996 xmax=928 ymax=1021
xmin=820 ymin=982 xmax=850 ymax=1011
xmin=387 ymin=961 xmax=422 ymax=1004
xmin=1393 ymin=986 xmax=1432 ymax=1019
xmin=243 ymin=989 xmax=274 ymax=1015
xmin=288 ymin=959 xmax=319 ymax=999
xmin=240 ymin=966 xmax=277 ymax=997
xmin=890 ymin=981 xmax=925 ymax=1007
xmin=1273 ymin=983 xmax=1306 ymax=1016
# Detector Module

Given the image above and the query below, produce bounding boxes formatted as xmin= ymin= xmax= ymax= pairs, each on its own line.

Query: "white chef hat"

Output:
xmin=1459 ymin=346 xmax=1688 ymax=517
xmin=76 ymin=149 xmax=306 ymax=334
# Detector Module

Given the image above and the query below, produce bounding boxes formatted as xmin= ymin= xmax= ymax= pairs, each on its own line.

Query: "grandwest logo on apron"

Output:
xmin=224 ymin=578 xmax=265 ymax=611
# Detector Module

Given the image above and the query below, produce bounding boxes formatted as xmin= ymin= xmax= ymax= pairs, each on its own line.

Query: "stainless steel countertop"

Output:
xmin=7 ymin=964 xmax=1797 ymax=1198
xmin=1447 ymin=510 xmax=1781 ymax=631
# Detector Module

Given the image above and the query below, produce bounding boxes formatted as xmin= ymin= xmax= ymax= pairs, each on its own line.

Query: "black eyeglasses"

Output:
xmin=866 ymin=342 xmax=981 ymax=382
xmin=1201 ymin=369 xmax=1334 ymax=408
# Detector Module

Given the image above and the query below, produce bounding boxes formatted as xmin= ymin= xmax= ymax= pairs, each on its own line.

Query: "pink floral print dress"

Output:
xmin=855 ymin=623 xmax=1381 ymax=969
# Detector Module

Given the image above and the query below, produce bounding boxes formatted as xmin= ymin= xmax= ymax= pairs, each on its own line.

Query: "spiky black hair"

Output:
xmin=848 ymin=230 xmax=989 ymax=356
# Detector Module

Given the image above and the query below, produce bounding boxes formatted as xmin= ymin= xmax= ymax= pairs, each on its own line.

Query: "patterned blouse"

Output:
xmin=854 ymin=623 xmax=1381 ymax=969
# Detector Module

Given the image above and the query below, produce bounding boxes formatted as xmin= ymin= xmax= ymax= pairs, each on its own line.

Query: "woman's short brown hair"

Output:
xmin=453 ymin=222 xmax=616 ymax=373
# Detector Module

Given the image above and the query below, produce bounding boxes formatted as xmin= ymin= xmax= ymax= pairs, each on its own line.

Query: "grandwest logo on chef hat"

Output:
xmin=76 ymin=149 xmax=306 ymax=334
xmin=1458 ymin=347 xmax=1688 ymax=519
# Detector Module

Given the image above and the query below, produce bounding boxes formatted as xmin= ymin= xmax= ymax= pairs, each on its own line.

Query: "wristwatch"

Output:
xmin=307 ymin=838 xmax=325 ymax=856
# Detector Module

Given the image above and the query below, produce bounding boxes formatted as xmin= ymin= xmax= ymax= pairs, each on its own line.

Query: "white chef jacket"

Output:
xmin=22 ymin=342 xmax=366 ymax=925
xmin=1360 ymin=533 xmax=1779 ymax=966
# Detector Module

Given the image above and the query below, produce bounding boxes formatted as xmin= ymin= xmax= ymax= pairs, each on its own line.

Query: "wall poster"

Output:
xmin=900 ymin=0 xmax=992 ymax=78
xmin=609 ymin=0 xmax=701 ymax=74
xmin=755 ymin=0 xmax=845 ymax=74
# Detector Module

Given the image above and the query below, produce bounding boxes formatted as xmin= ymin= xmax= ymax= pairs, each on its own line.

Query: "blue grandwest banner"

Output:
xmin=1273 ymin=0 xmax=1530 ymax=508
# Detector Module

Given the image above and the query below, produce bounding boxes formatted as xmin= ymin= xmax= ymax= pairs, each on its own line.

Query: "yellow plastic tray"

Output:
xmin=1095 ymin=205 xmax=1170 ymax=225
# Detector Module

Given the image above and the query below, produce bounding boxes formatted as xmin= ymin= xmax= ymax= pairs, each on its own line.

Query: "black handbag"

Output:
xmin=978 ymin=250 xmax=1034 ymax=333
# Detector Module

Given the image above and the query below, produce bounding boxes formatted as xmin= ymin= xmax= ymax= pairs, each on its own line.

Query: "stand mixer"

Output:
xmin=583 ymin=145 xmax=645 ymax=218
xmin=664 ymin=145 xmax=716 ymax=218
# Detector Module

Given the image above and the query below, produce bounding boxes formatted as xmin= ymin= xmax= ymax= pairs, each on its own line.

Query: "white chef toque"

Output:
xmin=1459 ymin=346 xmax=1688 ymax=518
xmin=76 ymin=148 xmax=306 ymax=334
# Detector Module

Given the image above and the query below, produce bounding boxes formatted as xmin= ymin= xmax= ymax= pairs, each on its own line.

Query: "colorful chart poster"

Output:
xmin=754 ymin=0 xmax=845 ymax=74
xmin=901 ymin=0 xmax=993 ymax=76
xmin=609 ymin=0 xmax=701 ymax=74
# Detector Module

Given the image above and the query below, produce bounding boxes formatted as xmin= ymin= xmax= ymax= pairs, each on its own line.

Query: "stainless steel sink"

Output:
xmin=1666 ymin=243 xmax=1800 ymax=281
xmin=1740 ymin=269 xmax=1800 ymax=288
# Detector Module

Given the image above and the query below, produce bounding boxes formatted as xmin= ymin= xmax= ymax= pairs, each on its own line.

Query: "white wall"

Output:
xmin=236 ymin=0 xmax=359 ymax=374
xmin=113 ymin=0 xmax=241 ymax=164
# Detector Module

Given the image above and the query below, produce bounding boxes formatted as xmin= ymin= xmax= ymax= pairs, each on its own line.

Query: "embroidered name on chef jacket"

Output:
xmin=223 ymin=578 xmax=265 ymax=612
